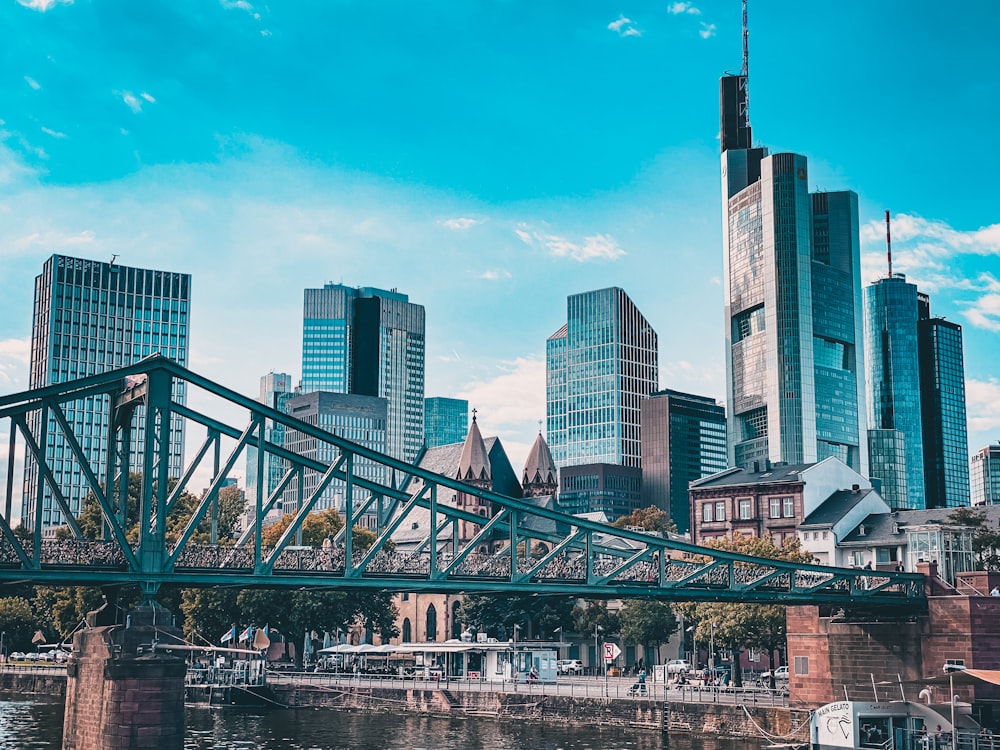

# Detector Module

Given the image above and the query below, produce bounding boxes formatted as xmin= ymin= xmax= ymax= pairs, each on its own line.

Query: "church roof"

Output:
xmin=522 ymin=432 xmax=556 ymax=486
xmin=456 ymin=415 xmax=491 ymax=482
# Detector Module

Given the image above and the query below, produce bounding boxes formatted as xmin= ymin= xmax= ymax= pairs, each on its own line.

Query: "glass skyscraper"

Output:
xmin=424 ymin=397 xmax=468 ymax=449
xmin=918 ymin=295 xmax=969 ymax=508
xmin=245 ymin=372 xmax=294 ymax=514
xmin=23 ymin=254 xmax=190 ymax=528
xmin=640 ymin=389 xmax=727 ymax=534
xmin=300 ymin=284 xmax=425 ymax=464
xmin=546 ymin=287 xmax=658 ymax=469
xmin=720 ymin=74 xmax=867 ymax=475
xmin=971 ymin=445 xmax=1000 ymax=506
xmin=281 ymin=391 xmax=387 ymax=523
xmin=864 ymin=275 xmax=924 ymax=509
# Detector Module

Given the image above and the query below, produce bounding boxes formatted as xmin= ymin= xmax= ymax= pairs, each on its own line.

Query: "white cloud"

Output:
xmin=478 ymin=269 xmax=512 ymax=281
xmin=118 ymin=91 xmax=143 ymax=114
xmin=140 ymin=92 xmax=156 ymax=104
xmin=967 ymin=378 xmax=1000 ymax=434
xmin=515 ymin=224 xmax=626 ymax=262
xmin=608 ymin=16 xmax=641 ymax=37
xmin=440 ymin=217 xmax=481 ymax=231
xmin=24 ymin=76 xmax=41 ymax=91
xmin=699 ymin=22 xmax=717 ymax=39
xmin=16 ymin=0 xmax=73 ymax=11
xmin=667 ymin=2 xmax=701 ymax=14
xmin=0 ymin=338 xmax=30 ymax=389
xmin=221 ymin=0 xmax=254 ymax=11
xmin=41 ymin=126 xmax=67 ymax=139
xmin=861 ymin=214 xmax=1000 ymax=261
xmin=963 ymin=294 xmax=1000 ymax=332
xmin=14 ymin=229 xmax=97 ymax=251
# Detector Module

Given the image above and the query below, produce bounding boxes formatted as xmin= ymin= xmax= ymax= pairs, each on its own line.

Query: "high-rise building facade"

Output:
xmin=558 ymin=463 xmax=643 ymax=521
xmin=282 ymin=391 xmax=387 ymax=523
xmin=300 ymin=284 xmax=425 ymax=464
xmin=546 ymin=287 xmax=658 ymax=469
xmin=918 ymin=295 xmax=969 ymax=508
xmin=864 ymin=275 xmax=924 ymax=509
xmin=23 ymin=255 xmax=190 ymax=528
xmin=424 ymin=397 xmax=468 ymax=449
xmin=971 ymin=445 xmax=1000 ymax=507
xmin=640 ymin=389 xmax=727 ymax=535
xmin=245 ymin=372 xmax=294 ymax=514
xmin=720 ymin=74 xmax=867 ymax=475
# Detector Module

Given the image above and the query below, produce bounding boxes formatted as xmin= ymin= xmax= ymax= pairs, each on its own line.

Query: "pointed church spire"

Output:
xmin=522 ymin=430 xmax=557 ymax=497
xmin=457 ymin=409 xmax=491 ymax=483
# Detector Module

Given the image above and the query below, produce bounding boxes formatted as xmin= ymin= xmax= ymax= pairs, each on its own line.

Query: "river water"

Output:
xmin=0 ymin=697 xmax=763 ymax=750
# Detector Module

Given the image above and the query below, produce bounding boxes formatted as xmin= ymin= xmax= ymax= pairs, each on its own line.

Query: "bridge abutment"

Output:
xmin=62 ymin=601 xmax=186 ymax=750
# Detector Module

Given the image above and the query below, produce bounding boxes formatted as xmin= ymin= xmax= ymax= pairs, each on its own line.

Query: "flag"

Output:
xmin=221 ymin=626 xmax=236 ymax=644
xmin=239 ymin=626 xmax=251 ymax=643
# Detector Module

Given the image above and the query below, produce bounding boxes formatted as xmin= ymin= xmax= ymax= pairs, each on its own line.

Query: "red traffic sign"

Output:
xmin=602 ymin=642 xmax=621 ymax=661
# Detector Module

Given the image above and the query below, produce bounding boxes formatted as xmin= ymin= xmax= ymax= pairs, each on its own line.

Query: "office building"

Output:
xmin=424 ymin=397 xmax=468 ymax=449
xmin=558 ymin=462 xmax=642 ymax=521
xmin=22 ymin=255 xmax=190 ymax=528
xmin=864 ymin=275 xmax=924 ymax=509
xmin=301 ymin=283 xmax=425 ymax=464
xmin=640 ymin=389 xmax=727 ymax=535
xmin=245 ymin=372 xmax=294 ymax=516
xmin=546 ymin=287 xmax=658 ymax=470
xmin=281 ymin=391 xmax=387 ymax=523
xmin=719 ymin=71 xmax=867 ymax=475
xmin=918 ymin=294 xmax=969 ymax=508
xmin=971 ymin=445 xmax=1000 ymax=507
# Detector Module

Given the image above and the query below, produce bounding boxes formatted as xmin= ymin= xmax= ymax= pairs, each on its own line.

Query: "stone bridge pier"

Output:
xmin=62 ymin=601 xmax=186 ymax=750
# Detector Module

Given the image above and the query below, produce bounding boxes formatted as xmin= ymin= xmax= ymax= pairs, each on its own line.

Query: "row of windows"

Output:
xmin=701 ymin=496 xmax=796 ymax=522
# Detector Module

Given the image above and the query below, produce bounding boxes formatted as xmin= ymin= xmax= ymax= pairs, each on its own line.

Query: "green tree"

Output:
xmin=684 ymin=535 xmax=812 ymax=688
xmin=0 ymin=597 xmax=41 ymax=654
xmin=610 ymin=506 xmax=676 ymax=534
xmin=619 ymin=600 xmax=677 ymax=665
xmin=459 ymin=594 xmax=575 ymax=640
xmin=572 ymin=600 xmax=621 ymax=645
xmin=32 ymin=586 xmax=109 ymax=639
xmin=949 ymin=508 xmax=1000 ymax=572
xmin=179 ymin=588 xmax=242 ymax=644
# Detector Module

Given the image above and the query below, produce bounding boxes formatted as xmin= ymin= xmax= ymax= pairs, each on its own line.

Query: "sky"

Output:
xmin=1 ymin=0 xmax=999 ymax=507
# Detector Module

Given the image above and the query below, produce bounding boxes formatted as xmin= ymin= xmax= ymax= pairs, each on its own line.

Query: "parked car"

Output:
xmin=9 ymin=651 xmax=26 ymax=661
xmin=556 ymin=659 xmax=583 ymax=675
xmin=761 ymin=665 xmax=789 ymax=681
xmin=666 ymin=659 xmax=692 ymax=674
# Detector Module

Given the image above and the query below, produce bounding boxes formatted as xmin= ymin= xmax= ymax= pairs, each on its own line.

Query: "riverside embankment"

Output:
xmin=0 ymin=666 xmax=810 ymax=743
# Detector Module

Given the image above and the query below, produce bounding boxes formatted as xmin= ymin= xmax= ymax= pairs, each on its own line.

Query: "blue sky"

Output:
xmin=1 ymin=0 xmax=999 ymax=490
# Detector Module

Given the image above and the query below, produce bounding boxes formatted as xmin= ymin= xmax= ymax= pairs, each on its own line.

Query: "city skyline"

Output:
xmin=2 ymin=1 xmax=999 ymax=502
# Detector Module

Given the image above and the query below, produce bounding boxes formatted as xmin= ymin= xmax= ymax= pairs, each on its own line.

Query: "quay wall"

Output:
xmin=0 ymin=671 xmax=809 ymax=742
xmin=270 ymin=683 xmax=809 ymax=741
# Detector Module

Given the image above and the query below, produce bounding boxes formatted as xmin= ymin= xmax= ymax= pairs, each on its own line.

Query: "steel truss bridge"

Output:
xmin=0 ymin=357 xmax=924 ymax=607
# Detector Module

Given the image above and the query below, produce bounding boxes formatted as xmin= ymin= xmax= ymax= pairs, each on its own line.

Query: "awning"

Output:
xmin=916 ymin=670 xmax=1000 ymax=687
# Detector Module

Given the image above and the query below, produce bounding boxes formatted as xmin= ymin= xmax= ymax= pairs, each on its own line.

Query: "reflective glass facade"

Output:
xmin=721 ymin=142 xmax=866 ymax=474
xmin=300 ymin=284 xmax=425 ymax=464
xmin=23 ymin=255 xmax=190 ymax=528
xmin=546 ymin=288 xmax=658 ymax=469
xmin=640 ymin=389 xmax=727 ymax=534
xmin=918 ymin=315 xmax=969 ymax=508
xmin=245 ymin=372 xmax=294 ymax=513
xmin=558 ymin=463 xmax=643 ymax=520
xmin=971 ymin=445 xmax=1000 ymax=506
xmin=864 ymin=276 xmax=924 ymax=508
xmin=424 ymin=397 xmax=468 ymax=449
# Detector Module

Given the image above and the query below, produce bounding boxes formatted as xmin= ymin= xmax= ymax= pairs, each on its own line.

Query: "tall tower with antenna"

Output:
xmin=719 ymin=1 xmax=868 ymax=475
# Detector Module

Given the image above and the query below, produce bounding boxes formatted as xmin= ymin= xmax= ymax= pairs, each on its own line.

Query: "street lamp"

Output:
xmin=594 ymin=624 xmax=603 ymax=678
xmin=553 ymin=627 xmax=563 ymax=658
xmin=512 ymin=624 xmax=520 ymax=691
xmin=0 ymin=631 xmax=5 ymax=663
xmin=709 ymin=622 xmax=716 ymax=672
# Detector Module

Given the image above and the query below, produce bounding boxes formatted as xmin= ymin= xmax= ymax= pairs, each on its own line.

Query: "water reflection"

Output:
xmin=0 ymin=698 xmax=761 ymax=750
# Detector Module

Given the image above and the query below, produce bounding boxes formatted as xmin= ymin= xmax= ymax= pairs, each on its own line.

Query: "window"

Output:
xmin=793 ymin=655 xmax=809 ymax=675
xmin=402 ymin=619 xmax=412 ymax=643
xmin=715 ymin=501 xmax=726 ymax=522
xmin=425 ymin=604 xmax=438 ymax=642
xmin=738 ymin=498 xmax=753 ymax=520
xmin=769 ymin=498 xmax=782 ymax=518
xmin=783 ymin=497 xmax=795 ymax=518
xmin=703 ymin=504 xmax=713 ymax=522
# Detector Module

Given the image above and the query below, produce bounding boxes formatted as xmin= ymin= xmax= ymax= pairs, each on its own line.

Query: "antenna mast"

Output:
xmin=885 ymin=210 xmax=893 ymax=278
xmin=741 ymin=0 xmax=750 ymax=131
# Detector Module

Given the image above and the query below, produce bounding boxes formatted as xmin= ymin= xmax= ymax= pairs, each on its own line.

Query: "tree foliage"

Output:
xmin=949 ymin=508 xmax=1000 ymax=571
xmin=458 ymin=594 xmax=575 ymax=640
xmin=0 ymin=597 xmax=41 ymax=653
xmin=572 ymin=600 xmax=621 ymax=640
xmin=610 ymin=506 xmax=676 ymax=534
xmin=619 ymin=600 xmax=677 ymax=664
xmin=678 ymin=534 xmax=813 ymax=687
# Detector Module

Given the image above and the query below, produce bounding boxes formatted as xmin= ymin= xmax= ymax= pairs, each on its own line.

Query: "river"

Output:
xmin=0 ymin=697 xmax=764 ymax=749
